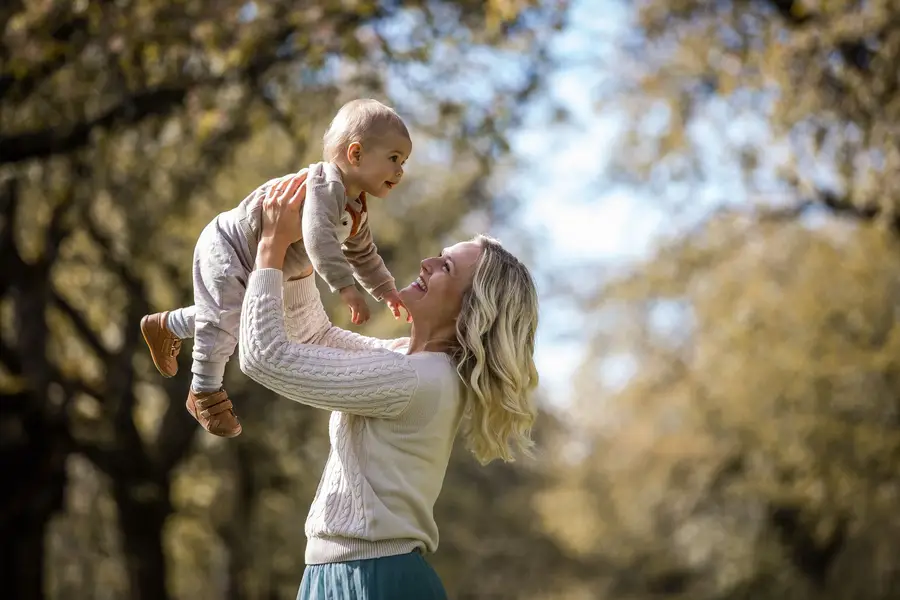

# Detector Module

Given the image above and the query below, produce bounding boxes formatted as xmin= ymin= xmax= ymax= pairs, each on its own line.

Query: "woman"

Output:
xmin=238 ymin=174 xmax=540 ymax=598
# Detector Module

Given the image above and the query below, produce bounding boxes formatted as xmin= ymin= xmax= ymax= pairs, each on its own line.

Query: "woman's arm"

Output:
xmin=239 ymin=269 xmax=417 ymax=417
xmin=282 ymin=276 xmax=410 ymax=352
xmin=259 ymin=175 xmax=409 ymax=352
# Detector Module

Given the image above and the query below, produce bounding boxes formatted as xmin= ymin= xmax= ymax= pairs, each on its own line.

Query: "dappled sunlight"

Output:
xmin=5 ymin=0 xmax=900 ymax=598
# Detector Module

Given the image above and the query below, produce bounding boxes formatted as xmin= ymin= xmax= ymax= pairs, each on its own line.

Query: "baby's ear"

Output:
xmin=347 ymin=142 xmax=362 ymax=165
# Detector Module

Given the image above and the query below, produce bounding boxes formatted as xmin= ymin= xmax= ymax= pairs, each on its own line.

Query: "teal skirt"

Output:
xmin=297 ymin=551 xmax=447 ymax=600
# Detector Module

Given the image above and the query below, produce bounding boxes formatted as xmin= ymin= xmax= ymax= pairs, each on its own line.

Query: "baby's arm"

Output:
xmin=343 ymin=219 xmax=396 ymax=301
xmin=302 ymin=164 xmax=357 ymax=293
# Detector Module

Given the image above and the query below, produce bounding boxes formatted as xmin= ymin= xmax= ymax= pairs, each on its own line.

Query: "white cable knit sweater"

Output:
xmin=239 ymin=269 xmax=466 ymax=565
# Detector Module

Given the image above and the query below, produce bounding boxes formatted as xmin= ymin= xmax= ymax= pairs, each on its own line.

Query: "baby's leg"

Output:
xmin=165 ymin=306 xmax=195 ymax=340
xmin=140 ymin=304 xmax=195 ymax=378
xmin=191 ymin=218 xmax=249 ymax=393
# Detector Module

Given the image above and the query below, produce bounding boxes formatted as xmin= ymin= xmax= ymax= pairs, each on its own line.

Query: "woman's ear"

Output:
xmin=347 ymin=142 xmax=362 ymax=166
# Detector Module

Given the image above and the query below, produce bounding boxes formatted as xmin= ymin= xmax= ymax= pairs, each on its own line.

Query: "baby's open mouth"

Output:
xmin=385 ymin=181 xmax=395 ymax=190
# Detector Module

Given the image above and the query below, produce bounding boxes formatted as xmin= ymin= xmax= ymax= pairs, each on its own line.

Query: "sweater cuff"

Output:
xmin=247 ymin=268 xmax=285 ymax=299
xmin=327 ymin=274 xmax=357 ymax=293
xmin=371 ymin=280 xmax=396 ymax=302
xmin=284 ymin=275 xmax=320 ymax=309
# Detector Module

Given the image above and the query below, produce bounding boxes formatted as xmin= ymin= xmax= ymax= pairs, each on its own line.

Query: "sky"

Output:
xmin=350 ymin=0 xmax=773 ymax=407
xmin=504 ymin=0 xmax=787 ymax=406
xmin=503 ymin=0 xmax=669 ymax=405
xmin=372 ymin=0 xmax=660 ymax=407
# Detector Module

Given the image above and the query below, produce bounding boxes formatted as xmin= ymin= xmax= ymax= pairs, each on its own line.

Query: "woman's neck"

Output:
xmin=406 ymin=322 xmax=457 ymax=355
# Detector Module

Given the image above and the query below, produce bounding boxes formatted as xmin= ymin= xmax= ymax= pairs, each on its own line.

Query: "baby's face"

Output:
xmin=354 ymin=131 xmax=411 ymax=198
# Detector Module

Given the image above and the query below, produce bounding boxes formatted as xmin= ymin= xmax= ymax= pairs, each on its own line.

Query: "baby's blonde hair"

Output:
xmin=323 ymin=99 xmax=410 ymax=162
xmin=454 ymin=235 xmax=540 ymax=465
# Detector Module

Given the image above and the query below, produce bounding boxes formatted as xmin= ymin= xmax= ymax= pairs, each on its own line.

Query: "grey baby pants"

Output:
xmin=168 ymin=209 xmax=263 ymax=391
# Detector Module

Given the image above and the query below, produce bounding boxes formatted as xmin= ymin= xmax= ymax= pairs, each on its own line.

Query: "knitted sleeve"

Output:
xmin=281 ymin=277 xmax=410 ymax=352
xmin=239 ymin=269 xmax=417 ymax=417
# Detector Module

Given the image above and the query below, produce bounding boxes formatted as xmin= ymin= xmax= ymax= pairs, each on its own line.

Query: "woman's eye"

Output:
xmin=443 ymin=263 xmax=451 ymax=272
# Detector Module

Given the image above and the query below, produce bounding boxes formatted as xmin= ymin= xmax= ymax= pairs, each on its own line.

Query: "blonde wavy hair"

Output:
xmin=453 ymin=235 xmax=540 ymax=465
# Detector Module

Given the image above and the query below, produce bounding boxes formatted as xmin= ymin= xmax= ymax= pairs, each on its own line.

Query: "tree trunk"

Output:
xmin=114 ymin=479 xmax=172 ymax=600
xmin=222 ymin=441 xmax=258 ymax=600
xmin=0 ymin=391 xmax=68 ymax=600
xmin=5 ymin=520 xmax=48 ymax=600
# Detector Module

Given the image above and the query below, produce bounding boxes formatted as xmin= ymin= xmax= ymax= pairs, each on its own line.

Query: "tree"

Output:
xmin=559 ymin=211 xmax=900 ymax=599
xmin=0 ymin=1 xmax=568 ymax=597
xmin=546 ymin=3 xmax=900 ymax=595
xmin=604 ymin=0 xmax=900 ymax=229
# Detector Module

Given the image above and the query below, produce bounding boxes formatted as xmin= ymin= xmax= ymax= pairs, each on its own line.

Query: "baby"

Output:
xmin=140 ymin=99 xmax=411 ymax=437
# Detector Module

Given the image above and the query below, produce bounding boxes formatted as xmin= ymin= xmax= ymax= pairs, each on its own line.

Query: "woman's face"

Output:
xmin=399 ymin=240 xmax=483 ymax=327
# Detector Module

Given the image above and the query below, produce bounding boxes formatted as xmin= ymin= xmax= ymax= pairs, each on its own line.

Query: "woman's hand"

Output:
xmin=257 ymin=172 xmax=307 ymax=270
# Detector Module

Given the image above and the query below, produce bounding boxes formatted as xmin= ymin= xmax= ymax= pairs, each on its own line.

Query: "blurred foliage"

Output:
xmin=10 ymin=0 xmax=899 ymax=598
xmin=0 ymin=1 xmax=572 ymax=599
xmin=553 ymin=1 xmax=900 ymax=598
xmin=567 ymin=213 xmax=900 ymax=599
xmin=605 ymin=0 xmax=900 ymax=223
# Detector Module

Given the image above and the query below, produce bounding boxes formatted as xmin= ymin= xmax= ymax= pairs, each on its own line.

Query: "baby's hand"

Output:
xmin=382 ymin=289 xmax=411 ymax=323
xmin=339 ymin=286 xmax=370 ymax=325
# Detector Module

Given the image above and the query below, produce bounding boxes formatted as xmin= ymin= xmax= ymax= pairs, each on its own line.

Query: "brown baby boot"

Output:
xmin=185 ymin=389 xmax=242 ymax=438
xmin=140 ymin=311 xmax=182 ymax=378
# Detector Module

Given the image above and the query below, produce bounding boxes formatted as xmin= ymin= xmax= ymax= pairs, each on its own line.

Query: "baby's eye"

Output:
xmin=390 ymin=156 xmax=398 ymax=162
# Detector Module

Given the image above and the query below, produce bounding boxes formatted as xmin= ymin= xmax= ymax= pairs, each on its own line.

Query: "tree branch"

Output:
xmin=763 ymin=0 xmax=886 ymax=73
xmin=3 ymin=323 xmax=104 ymax=404
xmin=818 ymin=191 xmax=880 ymax=220
xmin=40 ymin=190 xmax=77 ymax=268
xmin=768 ymin=503 xmax=848 ymax=587
xmin=156 ymin=375 xmax=198 ymax=472
xmin=57 ymin=373 xmax=105 ymax=405
xmin=83 ymin=215 xmax=151 ymax=309
xmin=0 ymin=339 xmax=23 ymax=375
xmin=757 ymin=191 xmax=899 ymax=232
xmin=259 ymin=93 xmax=310 ymax=156
xmin=49 ymin=291 xmax=113 ymax=363
xmin=0 ymin=85 xmax=190 ymax=165
xmin=764 ymin=0 xmax=815 ymax=26
xmin=0 ymin=3 xmax=387 ymax=167
xmin=0 ymin=178 xmax=23 ymax=294
xmin=0 ymin=14 xmax=92 ymax=100
xmin=72 ymin=439 xmax=118 ymax=478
